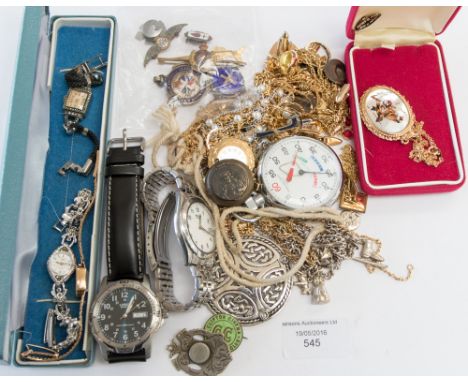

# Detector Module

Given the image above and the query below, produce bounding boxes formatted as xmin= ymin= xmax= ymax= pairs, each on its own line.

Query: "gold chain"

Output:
xmin=169 ymin=36 xmax=349 ymax=171
xmin=155 ymin=34 xmax=412 ymax=302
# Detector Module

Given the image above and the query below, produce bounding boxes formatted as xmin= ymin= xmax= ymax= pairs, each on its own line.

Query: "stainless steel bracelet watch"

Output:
xmin=142 ymin=168 xmax=217 ymax=312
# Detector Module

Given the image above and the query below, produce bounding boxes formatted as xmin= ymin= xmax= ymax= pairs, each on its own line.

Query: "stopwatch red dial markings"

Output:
xmin=286 ymin=153 xmax=298 ymax=182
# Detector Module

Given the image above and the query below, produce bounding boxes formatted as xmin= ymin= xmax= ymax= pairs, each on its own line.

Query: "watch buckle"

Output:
xmin=108 ymin=131 xmax=145 ymax=151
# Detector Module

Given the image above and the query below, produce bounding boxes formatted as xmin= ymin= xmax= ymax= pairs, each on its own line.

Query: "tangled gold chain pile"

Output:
xmin=166 ymin=36 xmax=350 ymax=174
xmin=151 ymin=33 xmax=412 ymax=303
xmin=254 ymin=42 xmax=349 ymax=136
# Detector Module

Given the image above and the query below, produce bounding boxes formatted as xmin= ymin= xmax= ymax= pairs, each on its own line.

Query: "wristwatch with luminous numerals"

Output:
xmin=91 ymin=138 xmax=163 ymax=362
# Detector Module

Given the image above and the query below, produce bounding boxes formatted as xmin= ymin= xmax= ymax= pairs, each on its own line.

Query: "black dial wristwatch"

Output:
xmin=91 ymin=137 xmax=163 ymax=362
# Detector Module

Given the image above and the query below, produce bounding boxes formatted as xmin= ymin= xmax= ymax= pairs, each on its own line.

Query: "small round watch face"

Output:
xmin=167 ymin=64 xmax=206 ymax=105
xmin=208 ymin=138 xmax=255 ymax=170
xmin=361 ymin=86 xmax=411 ymax=136
xmin=185 ymin=200 xmax=216 ymax=254
xmin=259 ymin=136 xmax=343 ymax=209
xmin=91 ymin=281 xmax=162 ymax=352
xmin=47 ymin=245 xmax=76 ymax=282
xmin=205 ymin=159 xmax=254 ymax=207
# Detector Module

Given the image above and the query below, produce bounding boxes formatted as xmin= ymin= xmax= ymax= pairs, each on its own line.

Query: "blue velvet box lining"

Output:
xmin=20 ymin=25 xmax=110 ymax=362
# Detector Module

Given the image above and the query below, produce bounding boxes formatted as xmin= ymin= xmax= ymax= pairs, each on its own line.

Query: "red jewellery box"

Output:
xmin=345 ymin=6 xmax=465 ymax=195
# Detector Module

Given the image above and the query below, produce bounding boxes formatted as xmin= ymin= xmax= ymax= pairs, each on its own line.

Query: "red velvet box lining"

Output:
xmin=348 ymin=43 xmax=464 ymax=193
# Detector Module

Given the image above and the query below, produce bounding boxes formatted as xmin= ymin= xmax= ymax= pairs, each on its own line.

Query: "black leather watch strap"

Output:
xmin=105 ymin=145 xmax=145 ymax=282
xmin=107 ymin=348 xmax=147 ymax=363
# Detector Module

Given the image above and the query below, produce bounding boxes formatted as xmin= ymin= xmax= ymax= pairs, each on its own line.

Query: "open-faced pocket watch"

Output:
xmin=257 ymin=135 xmax=343 ymax=209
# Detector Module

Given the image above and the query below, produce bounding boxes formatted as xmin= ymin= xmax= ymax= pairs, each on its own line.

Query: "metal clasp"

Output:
xmin=107 ymin=135 xmax=145 ymax=151
xmin=60 ymin=54 xmax=107 ymax=73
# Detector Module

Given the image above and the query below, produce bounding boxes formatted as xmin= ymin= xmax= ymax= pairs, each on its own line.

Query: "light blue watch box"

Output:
xmin=0 ymin=6 xmax=116 ymax=366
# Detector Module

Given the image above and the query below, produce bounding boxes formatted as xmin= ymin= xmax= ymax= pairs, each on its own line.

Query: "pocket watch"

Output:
xmin=207 ymin=138 xmax=255 ymax=170
xmin=257 ymin=135 xmax=343 ymax=209
xmin=205 ymin=159 xmax=255 ymax=207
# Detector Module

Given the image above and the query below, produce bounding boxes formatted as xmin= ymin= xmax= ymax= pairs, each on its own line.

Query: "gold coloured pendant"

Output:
xmin=339 ymin=145 xmax=367 ymax=213
xmin=207 ymin=138 xmax=255 ymax=171
xmin=269 ymin=32 xmax=297 ymax=58
xmin=340 ymin=187 xmax=367 ymax=213
xmin=359 ymin=85 xmax=443 ymax=167
xmin=278 ymin=50 xmax=298 ymax=75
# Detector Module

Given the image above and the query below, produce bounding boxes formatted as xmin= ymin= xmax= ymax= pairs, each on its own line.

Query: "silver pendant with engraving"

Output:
xmin=199 ymin=236 xmax=292 ymax=325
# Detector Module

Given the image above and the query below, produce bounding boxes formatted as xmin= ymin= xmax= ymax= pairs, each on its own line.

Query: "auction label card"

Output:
xmin=281 ymin=318 xmax=351 ymax=359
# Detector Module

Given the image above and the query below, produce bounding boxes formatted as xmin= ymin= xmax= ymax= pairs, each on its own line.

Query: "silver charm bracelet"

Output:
xmin=44 ymin=189 xmax=92 ymax=355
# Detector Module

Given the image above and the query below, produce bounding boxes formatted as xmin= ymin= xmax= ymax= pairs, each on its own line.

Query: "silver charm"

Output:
xmin=310 ymin=274 xmax=330 ymax=305
xmin=58 ymin=158 xmax=93 ymax=176
xmin=140 ymin=20 xmax=187 ymax=66
xmin=168 ymin=329 xmax=232 ymax=376
xmin=291 ymin=221 xmax=388 ymax=304
xmin=199 ymin=236 xmax=292 ymax=325
xmin=358 ymin=237 xmax=385 ymax=273
xmin=340 ymin=210 xmax=361 ymax=231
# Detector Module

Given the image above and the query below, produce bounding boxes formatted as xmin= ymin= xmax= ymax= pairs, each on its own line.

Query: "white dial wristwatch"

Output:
xmin=143 ymin=168 xmax=216 ymax=312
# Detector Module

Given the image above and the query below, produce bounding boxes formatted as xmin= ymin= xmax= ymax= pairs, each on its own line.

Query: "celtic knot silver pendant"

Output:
xmin=200 ymin=236 xmax=292 ymax=325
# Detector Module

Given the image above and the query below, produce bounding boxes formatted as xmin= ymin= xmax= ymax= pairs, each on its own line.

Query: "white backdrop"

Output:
xmin=1 ymin=6 xmax=468 ymax=376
